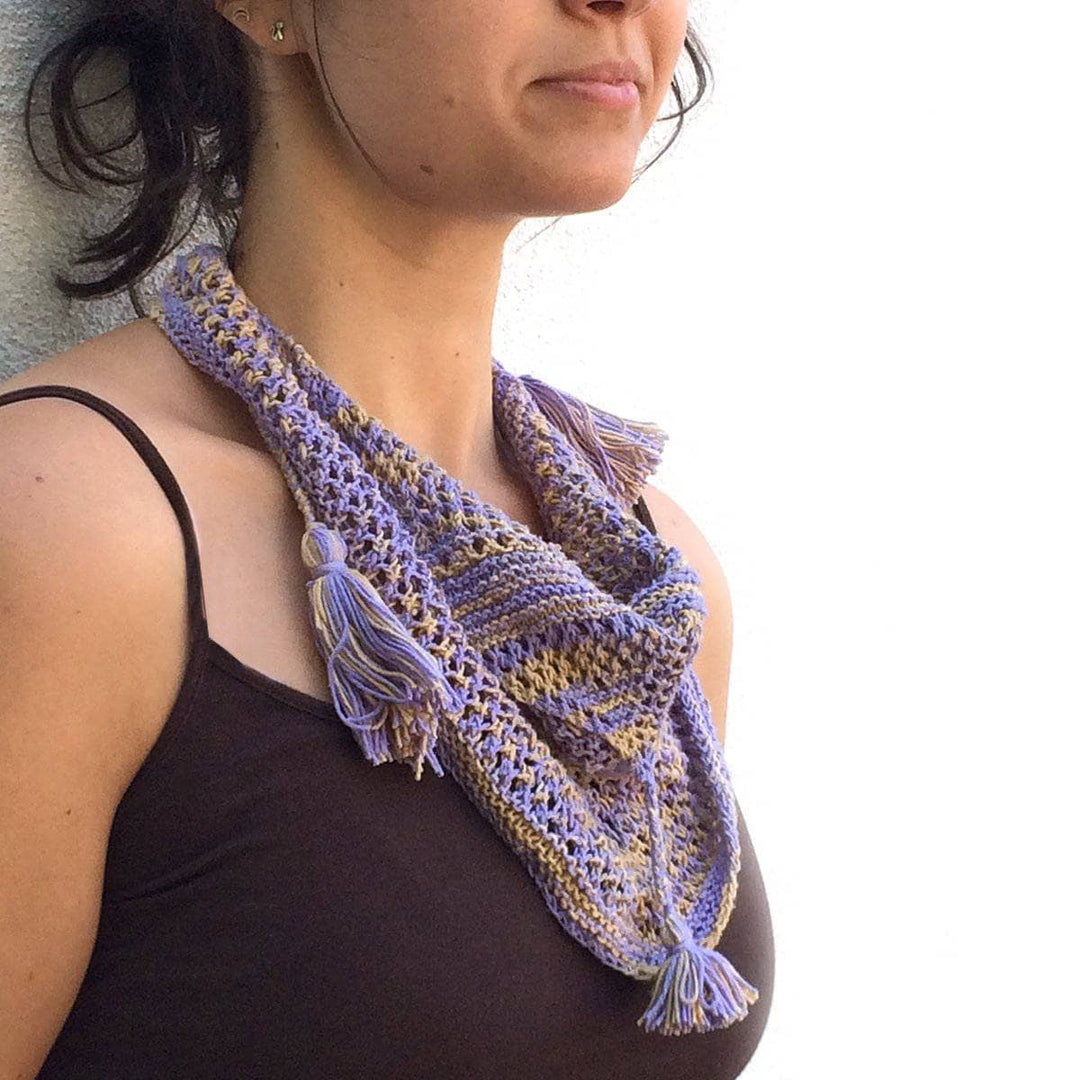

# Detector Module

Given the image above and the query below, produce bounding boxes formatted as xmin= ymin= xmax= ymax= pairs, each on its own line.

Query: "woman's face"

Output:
xmin=284 ymin=0 xmax=689 ymax=217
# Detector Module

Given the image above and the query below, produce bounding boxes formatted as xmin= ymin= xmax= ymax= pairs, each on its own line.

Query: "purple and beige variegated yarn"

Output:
xmin=148 ymin=243 xmax=759 ymax=1036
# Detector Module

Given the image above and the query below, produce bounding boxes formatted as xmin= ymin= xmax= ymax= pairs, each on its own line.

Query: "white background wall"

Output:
xmin=3 ymin=2 xmax=1077 ymax=1076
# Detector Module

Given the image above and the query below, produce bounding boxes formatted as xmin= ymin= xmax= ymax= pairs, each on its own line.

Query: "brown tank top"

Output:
xmin=0 ymin=384 xmax=775 ymax=1080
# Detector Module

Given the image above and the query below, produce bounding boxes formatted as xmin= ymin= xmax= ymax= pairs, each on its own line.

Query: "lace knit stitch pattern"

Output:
xmin=148 ymin=243 xmax=759 ymax=1035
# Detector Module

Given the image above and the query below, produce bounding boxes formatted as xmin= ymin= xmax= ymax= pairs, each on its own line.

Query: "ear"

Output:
xmin=639 ymin=482 xmax=734 ymax=747
xmin=213 ymin=2 xmax=303 ymax=55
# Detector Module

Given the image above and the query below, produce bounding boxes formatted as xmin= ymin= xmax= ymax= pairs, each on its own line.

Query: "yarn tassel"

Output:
xmin=301 ymin=521 xmax=457 ymax=780
xmin=519 ymin=372 xmax=667 ymax=507
xmin=637 ymin=910 xmax=760 ymax=1036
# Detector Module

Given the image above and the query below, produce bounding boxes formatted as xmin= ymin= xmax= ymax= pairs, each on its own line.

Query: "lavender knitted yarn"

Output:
xmin=148 ymin=244 xmax=759 ymax=1036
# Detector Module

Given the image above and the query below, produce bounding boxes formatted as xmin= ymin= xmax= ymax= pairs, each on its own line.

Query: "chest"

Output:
xmin=145 ymin=406 xmax=552 ymax=708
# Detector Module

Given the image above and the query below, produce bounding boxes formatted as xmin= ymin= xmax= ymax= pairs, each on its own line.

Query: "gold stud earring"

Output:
xmin=271 ymin=20 xmax=285 ymax=41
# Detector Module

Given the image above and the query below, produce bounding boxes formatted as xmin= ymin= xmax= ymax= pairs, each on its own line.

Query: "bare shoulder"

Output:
xmin=1 ymin=316 xmax=262 ymax=452
xmin=639 ymin=482 xmax=733 ymax=745
xmin=0 ymin=321 xmax=199 ymax=789
xmin=0 ymin=317 xmax=181 ymax=409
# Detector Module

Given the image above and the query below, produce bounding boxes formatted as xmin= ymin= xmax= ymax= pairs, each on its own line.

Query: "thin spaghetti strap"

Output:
xmin=0 ymin=384 xmax=209 ymax=643
xmin=633 ymin=492 xmax=658 ymax=535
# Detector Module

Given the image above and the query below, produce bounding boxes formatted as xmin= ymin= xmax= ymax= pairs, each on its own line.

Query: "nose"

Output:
xmin=559 ymin=0 xmax=660 ymax=17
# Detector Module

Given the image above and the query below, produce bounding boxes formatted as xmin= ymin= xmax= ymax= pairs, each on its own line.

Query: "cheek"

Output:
xmin=322 ymin=68 xmax=513 ymax=205
xmin=649 ymin=5 xmax=691 ymax=99
xmin=320 ymin=18 xmax=499 ymax=154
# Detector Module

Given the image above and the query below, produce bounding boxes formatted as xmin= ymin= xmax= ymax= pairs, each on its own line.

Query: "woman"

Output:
xmin=0 ymin=2 xmax=774 ymax=1076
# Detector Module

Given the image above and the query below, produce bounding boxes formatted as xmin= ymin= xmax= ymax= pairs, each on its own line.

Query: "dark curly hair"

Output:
xmin=23 ymin=2 xmax=714 ymax=317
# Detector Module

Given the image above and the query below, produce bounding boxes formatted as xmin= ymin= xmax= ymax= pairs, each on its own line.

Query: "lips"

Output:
xmin=534 ymin=80 xmax=640 ymax=109
xmin=535 ymin=58 xmax=644 ymax=90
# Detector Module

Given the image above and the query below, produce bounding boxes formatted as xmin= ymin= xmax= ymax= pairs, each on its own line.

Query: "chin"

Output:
xmin=529 ymin=174 xmax=637 ymax=215
xmin=502 ymin=149 xmax=639 ymax=215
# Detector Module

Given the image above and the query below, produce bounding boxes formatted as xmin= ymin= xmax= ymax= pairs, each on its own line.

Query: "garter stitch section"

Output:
xmin=148 ymin=243 xmax=759 ymax=1036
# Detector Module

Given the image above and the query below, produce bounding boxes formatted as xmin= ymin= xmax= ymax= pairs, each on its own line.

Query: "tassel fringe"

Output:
xmin=637 ymin=911 xmax=760 ymax=1036
xmin=519 ymin=372 xmax=668 ymax=507
xmin=301 ymin=522 xmax=457 ymax=780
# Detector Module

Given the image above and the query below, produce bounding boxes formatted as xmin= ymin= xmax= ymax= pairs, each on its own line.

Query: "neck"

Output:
xmin=223 ymin=92 xmax=521 ymax=482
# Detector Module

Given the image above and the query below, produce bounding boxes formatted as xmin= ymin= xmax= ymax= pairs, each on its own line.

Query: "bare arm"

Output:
xmin=0 ymin=397 xmax=190 ymax=1079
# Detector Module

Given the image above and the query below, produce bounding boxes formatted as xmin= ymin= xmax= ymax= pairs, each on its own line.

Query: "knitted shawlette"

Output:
xmin=148 ymin=243 xmax=759 ymax=1036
